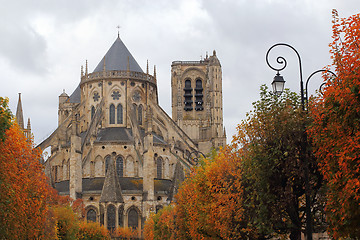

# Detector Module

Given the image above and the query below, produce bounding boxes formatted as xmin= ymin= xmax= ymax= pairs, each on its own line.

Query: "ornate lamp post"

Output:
xmin=187 ymin=150 xmax=206 ymax=166
xmin=266 ymin=43 xmax=336 ymax=240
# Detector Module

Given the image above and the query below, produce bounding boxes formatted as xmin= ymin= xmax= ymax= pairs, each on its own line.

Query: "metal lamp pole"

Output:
xmin=265 ymin=43 xmax=336 ymax=240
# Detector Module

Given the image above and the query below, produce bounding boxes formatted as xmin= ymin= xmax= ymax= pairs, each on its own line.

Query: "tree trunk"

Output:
xmin=289 ymin=228 xmax=301 ymax=240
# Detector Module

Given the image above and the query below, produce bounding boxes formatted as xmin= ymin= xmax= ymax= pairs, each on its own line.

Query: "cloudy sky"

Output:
xmin=0 ymin=0 xmax=358 ymax=144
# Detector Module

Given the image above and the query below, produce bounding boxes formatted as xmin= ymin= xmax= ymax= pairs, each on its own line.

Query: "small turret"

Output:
xmin=153 ymin=65 xmax=157 ymax=80
xmin=59 ymin=89 xmax=69 ymax=104
xmin=209 ymin=50 xmax=221 ymax=66
xmin=16 ymin=93 xmax=24 ymax=129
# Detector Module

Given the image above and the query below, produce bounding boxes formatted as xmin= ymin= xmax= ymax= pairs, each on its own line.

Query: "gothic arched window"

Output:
xmin=128 ymin=208 xmax=139 ymax=229
xmin=100 ymin=205 xmax=104 ymax=226
xmin=107 ymin=205 xmax=116 ymax=232
xmin=138 ymin=105 xmax=143 ymax=125
xmin=184 ymin=79 xmax=193 ymax=111
xmin=91 ymin=106 xmax=95 ymax=119
xmin=118 ymin=205 xmax=124 ymax=227
xmin=90 ymin=161 xmax=95 ymax=178
xmin=116 ymin=156 xmax=124 ymax=178
xmin=109 ymin=104 xmax=115 ymax=124
xmin=117 ymin=104 xmax=123 ymax=124
xmin=195 ymin=79 xmax=204 ymax=111
xmin=156 ymin=157 xmax=163 ymax=179
xmin=86 ymin=209 xmax=96 ymax=222
xmin=105 ymin=155 xmax=110 ymax=174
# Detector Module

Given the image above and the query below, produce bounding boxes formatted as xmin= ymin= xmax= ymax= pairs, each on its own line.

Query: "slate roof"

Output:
xmin=95 ymin=127 xmax=134 ymax=143
xmin=55 ymin=180 xmax=70 ymax=193
xmin=100 ymin=154 xmax=124 ymax=203
xmin=93 ymin=37 xmax=143 ymax=73
xmin=95 ymin=127 xmax=168 ymax=145
xmin=54 ymin=178 xmax=172 ymax=195
xmin=69 ymin=85 xmax=81 ymax=103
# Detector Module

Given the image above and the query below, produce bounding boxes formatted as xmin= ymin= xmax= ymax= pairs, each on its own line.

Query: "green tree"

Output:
xmin=0 ymin=97 xmax=12 ymax=141
xmin=54 ymin=205 xmax=79 ymax=240
xmin=237 ymin=86 xmax=324 ymax=240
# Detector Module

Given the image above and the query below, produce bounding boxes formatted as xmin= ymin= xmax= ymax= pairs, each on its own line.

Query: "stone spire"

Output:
xmin=146 ymin=60 xmax=149 ymax=75
xmin=25 ymin=118 xmax=31 ymax=139
xmin=100 ymin=152 xmax=124 ymax=203
xmin=16 ymin=93 xmax=24 ymax=129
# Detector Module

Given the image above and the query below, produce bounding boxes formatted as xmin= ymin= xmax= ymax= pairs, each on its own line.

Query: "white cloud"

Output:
xmin=0 ymin=0 xmax=357 ymax=144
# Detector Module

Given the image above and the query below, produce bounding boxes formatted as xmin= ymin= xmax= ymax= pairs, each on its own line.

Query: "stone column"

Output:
xmin=69 ymin=133 xmax=82 ymax=200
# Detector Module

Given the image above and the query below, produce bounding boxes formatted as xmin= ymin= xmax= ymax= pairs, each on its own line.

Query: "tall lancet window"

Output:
xmin=117 ymin=104 xmax=123 ymax=124
xmin=109 ymin=104 xmax=115 ymax=124
xmin=156 ymin=157 xmax=163 ymax=179
xmin=116 ymin=156 xmax=123 ymax=177
xmin=128 ymin=208 xmax=139 ymax=229
xmin=105 ymin=155 xmax=110 ymax=174
xmin=138 ymin=105 xmax=143 ymax=125
xmin=184 ymin=79 xmax=193 ymax=111
xmin=86 ymin=209 xmax=96 ymax=222
xmin=91 ymin=106 xmax=95 ymax=119
xmin=195 ymin=79 xmax=204 ymax=111
xmin=107 ymin=205 xmax=116 ymax=232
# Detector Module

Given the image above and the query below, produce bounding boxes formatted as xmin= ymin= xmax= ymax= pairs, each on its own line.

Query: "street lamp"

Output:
xmin=272 ymin=72 xmax=285 ymax=96
xmin=187 ymin=150 xmax=205 ymax=166
xmin=266 ymin=43 xmax=337 ymax=240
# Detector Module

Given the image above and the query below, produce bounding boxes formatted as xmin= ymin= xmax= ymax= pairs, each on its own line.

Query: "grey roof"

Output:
xmin=69 ymin=85 xmax=81 ymax=103
xmin=154 ymin=179 xmax=172 ymax=193
xmin=95 ymin=127 xmax=134 ymax=143
xmin=93 ymin=37 xmax=143 ymax=73
xmin=100 ymin=154 xmax=124 ymax=203
xmin=55 ymin=177 xmax=172 ymax=195
xmin=95 ymin=127 xmax=168 ymax=145
xmin=55 ymin=180 xmax=70 ymax=193
xmin=83 ymin=178 xmax=105 ymax=192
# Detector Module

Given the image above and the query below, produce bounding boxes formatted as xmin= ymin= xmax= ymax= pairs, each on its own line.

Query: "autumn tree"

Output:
xmin=77 ymin=221 xmax=110 ymax=240
xmin=308 ymin=10 xmax=360 ymax=239
xmin=237 ymin=86 xmax=324 ymax=240
xmin=143 ymin=147 xmax=256 ymax=240
xmin=0 ymin=123 xmax=55 ymax=239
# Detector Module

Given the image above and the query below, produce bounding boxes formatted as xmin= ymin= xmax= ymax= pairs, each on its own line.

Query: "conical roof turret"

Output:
xmin=16 ymin=93 xmax=24 ymax=129
xmin=93 ymin=36 xmax=143 ymax=73
xmin=100 ymin=152 xmax=124 ymax=203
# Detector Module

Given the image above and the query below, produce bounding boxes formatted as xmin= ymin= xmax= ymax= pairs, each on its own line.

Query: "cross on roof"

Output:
xmin=117 ymin=25 xmax=121 ymax=37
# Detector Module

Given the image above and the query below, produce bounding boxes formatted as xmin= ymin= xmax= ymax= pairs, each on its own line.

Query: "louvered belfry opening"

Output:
xmin=195 ymin=79 xmax=204 ymax=111
xmin=184 ymin=79 xmax=193 ymax=111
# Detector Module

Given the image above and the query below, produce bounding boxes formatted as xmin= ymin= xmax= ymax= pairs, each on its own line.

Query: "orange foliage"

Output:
xmin=53 ymin=205 xmax=79 ymax=239
xmin=308 ymin=10 xmax=360 ymax=239
xmin=175 ymin=147 xmax=257 ymax=240
xmin=77 ymin=221 xmax=110 ymax=240
xmin=0 ymin=123 xmax=55 ymax=239
xmin=112 ymin=226 xmax=138 ymax=239
xmin=143 ymin=213 xmax=155 ymax=240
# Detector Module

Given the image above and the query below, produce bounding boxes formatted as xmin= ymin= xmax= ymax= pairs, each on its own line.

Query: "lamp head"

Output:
xmin=272 ymin=72 xmax=285 ymax=96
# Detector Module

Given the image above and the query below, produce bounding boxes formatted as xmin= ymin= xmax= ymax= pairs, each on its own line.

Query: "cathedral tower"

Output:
xmin=171 ymin=51 xmax=226 ymax=153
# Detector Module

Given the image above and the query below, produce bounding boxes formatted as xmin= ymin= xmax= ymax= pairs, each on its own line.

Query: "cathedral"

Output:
xmin=35 ymin=35 xmax=226 ymax=235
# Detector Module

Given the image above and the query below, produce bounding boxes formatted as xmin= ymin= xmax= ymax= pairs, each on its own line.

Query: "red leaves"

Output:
xmin=308 ymin=11 xmax=360 ymax=239
xmin=0 ymin=124 xmax=52 ymax=238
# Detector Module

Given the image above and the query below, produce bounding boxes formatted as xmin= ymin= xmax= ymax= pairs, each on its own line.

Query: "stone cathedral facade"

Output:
xmin=38 ymin=36 xmax=226 ymax=235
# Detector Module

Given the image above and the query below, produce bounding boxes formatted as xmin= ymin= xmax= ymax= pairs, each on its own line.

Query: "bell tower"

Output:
xmin=171 ymin=50 xmax=226 ymax=154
